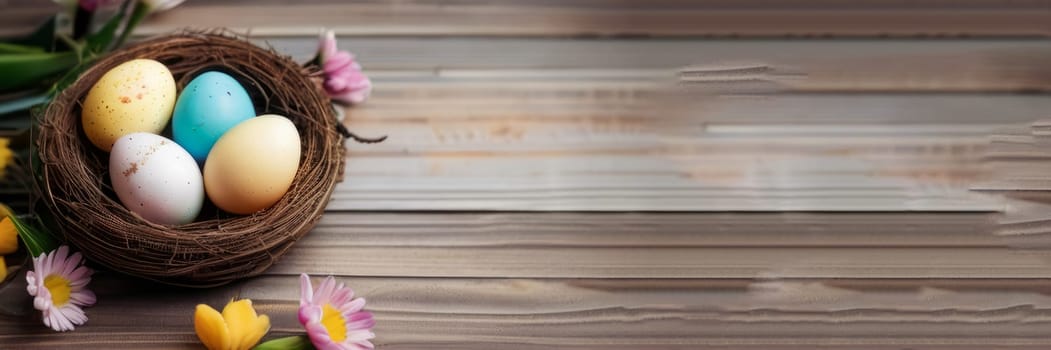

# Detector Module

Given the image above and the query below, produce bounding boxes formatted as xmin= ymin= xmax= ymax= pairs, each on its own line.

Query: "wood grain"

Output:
xmin=268 ymin=213 xmax=1045 ymax=278
xmin=129 ymin=1 xmax=1051 ymax=38
xmin=335 ymin=87 xmax=1029 ymax=211
xmin=4 ymin=1 xmax=1051 ymax=38
xmin=261 ymin=37 xmax=1051 ymax=93
xmin=4 ymin=275 xmax=1051 ymax=349
xmin=3 ymin=1 xmax=1051 ymax=348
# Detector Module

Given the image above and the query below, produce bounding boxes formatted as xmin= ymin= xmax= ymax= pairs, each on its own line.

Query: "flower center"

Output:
xmin=321 ymin=303 xmax=347 ymax=343
xmin=43 ymin=274 xmax=72 ymax=306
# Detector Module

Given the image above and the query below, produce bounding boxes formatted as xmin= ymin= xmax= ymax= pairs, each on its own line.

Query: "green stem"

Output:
xmin=113 ymin=1 xmax=151 ymax=49
xmin=253 ymin=335 xmax=316 ymax=350
xmin=55 ymin=33 xmax=84 ymax=62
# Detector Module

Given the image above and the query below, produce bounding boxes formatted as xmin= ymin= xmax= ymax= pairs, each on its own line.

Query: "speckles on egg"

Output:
xmin=82 ymin=59 xmax=177 ymax=152
xmin=110 ymin=133 xmax=204 ymax=225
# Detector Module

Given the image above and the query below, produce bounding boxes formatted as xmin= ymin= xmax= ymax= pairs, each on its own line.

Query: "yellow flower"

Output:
xmin=0 ymin=137 xmax=12 ymax=179
xmin=194 ymin=299 xmax=270 ymax=350
xmin=0 ymin=216 xmax=18 ymax=255
xmin=0 ymin=214 xmax=16 ymax=281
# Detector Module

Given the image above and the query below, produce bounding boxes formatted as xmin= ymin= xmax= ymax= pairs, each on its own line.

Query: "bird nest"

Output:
xmin=34 ymin=31 xmax=347 ymax=287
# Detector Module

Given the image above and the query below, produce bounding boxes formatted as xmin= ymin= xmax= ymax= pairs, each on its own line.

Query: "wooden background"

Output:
xmin=3 ymin=0 xmax=1051 ymax=348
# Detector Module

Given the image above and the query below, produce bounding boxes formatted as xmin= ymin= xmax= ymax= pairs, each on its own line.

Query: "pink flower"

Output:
xmin=26 ymin=246 xmax=96 ymax=332
xmin=298 ymin=273 xmax=375 ymax=350
xmin=73 ymin=0 xmax=119 ymax=11
xmin=317 ymin=30 xmax=372 ymax=105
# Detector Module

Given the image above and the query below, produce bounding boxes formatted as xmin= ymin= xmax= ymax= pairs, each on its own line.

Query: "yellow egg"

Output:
xmin=204 ymin=115 xmax=301 ymax=215
xmin=81 ymin=59 xmax=176 ymax=151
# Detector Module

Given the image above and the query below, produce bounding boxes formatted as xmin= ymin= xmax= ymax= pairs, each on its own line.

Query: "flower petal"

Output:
xmin=340 ymin=297 xmax=366 ymax=314
xmin=300 ymin=273 xmax=314 ymax=307
xmin=239 ymin=314 xmax=270 ymax=350
xmin=299 ymin=304 xmax=322 ymax=326
xmin=0 ymin=217 xmax=18 ymax=255
xmin=51 ymin=246 xmax=69 ymax=271
xmin=67 ymin=266 xmax=93 ymax=286
xmin=70 ymin=290 xmax=97 ymax=307
xmin=49 ymin=305 xmax=74 ymax=332
xmin=323 ymin=52 xmax=355 ymax=73
xmin=319 ymin=30 xmax=338 ymax=60
xmin=314 ymin=276 xmax=337 ymax=304
xmin=58 ymin=305 xmax=87 ymax=326
xmin=305 ymin=321 xmax=341 ymax=350
xmin=61 ymin=251 xmax=83 ymax=277
xmin=344 ymin=311 xmax=376 ymax=331
xmin=329 ymin=285 xmax=353 ymax=306
xmin=325 ymin=76 xmax=350 ymax=93
xmin=222 ymin=299 xmax=260 ymax=348
xmin=194 ymin=304 xmax=231 ymax=350
xmin=34 ymin=250 xmax=50 ymax=276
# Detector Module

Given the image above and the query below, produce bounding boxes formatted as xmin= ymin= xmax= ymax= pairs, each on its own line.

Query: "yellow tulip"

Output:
xmin=194 ymin=299 xmax=270 ymax=350
xmin=0 ymin=216 xmax=17 ymax=255
xmin=0 ymin=257 xmax=7 ymax=281
xmin=0 ymin=137 xmax=12 ymax=179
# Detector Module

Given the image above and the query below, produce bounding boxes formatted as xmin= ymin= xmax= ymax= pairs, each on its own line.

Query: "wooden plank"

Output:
xmin=272 ymin=246 xmax=1051 ymax=278
xmin=7 ymin=19 xmax=1051 ymax=93
xmin=4 ymin=275 xmax=1051 ymax=348
xmin=129 ymin=1 xmax=1051 ymax=38
xmin=262 ymin=37 xmax=1051 ymax=92
xmin=310 ymin=212 xmax=1004 ymax=248
xmin=352 ymin=83 xmax=1051 ymax=125
xmin=5 ymin=1 xmax=1050 ymax=38
xmin=333 ymin=89 xmax=1033 ymax=211
xmin=219 ymin=212 xmax=1051 ymax=279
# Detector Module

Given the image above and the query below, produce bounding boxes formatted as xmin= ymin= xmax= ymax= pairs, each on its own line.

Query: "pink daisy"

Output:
xmin=298 ymin=273 xmax=376 ymax=350
xmin=317 ymin=30 xmax=372 ymax=105
xmin=26 ymin=245 xmax=96 ymax=332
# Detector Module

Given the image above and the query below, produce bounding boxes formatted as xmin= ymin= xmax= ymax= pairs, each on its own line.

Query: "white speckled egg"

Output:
xmin=82 ymin=59 xmax=176 ymax=151
xmin=110 ymin=133 xmax=204 ymax=225
xmin=204 ymin=114 xmax=300 ymax=215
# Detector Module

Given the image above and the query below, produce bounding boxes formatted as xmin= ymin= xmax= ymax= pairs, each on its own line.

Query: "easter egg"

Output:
xmin=82 ymin=59 xmax=176 ymax=151
xmin=172 ymin=71 xmax=255 ymax=163
xmin=204 ymin=115 xmax=300 ymax=215
xmin=110 ymin=133 xmax=205 ymax=225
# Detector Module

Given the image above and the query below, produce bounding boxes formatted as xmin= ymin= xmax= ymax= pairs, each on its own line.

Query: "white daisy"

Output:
xmin=26 ymin=246 xmax=96 ymax=332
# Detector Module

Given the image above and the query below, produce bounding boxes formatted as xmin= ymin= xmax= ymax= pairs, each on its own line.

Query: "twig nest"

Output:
xmin=35 ymin=31 xmax=346 ymax=287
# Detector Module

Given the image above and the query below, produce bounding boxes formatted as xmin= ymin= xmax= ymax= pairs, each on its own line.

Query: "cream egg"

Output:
xmin=204 ymin=115 xmax=301 ymax=215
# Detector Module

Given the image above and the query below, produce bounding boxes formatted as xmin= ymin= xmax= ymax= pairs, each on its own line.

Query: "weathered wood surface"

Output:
xmin=3 ymin=0 xmax=1051 ymax=348
xmin=55 ymin=0 xmax=1051 ymax=37
xmin=5 ymin=274 xmax=1051 ymax=349
xmin=4 ymin=1 xmax=1051 ymax=38
xmin=2 ymin=212 xmax=1051 ymax=348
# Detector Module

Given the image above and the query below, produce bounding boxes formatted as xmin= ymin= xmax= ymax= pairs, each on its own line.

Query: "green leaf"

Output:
xmin=0 ymin=52 xmax=78 ymax=92
xmin=5 ymin=214 xmax=59 ymax=258
xmin=0 ymin=93 xmax=50 ymax=117
xmin=0 ymin=43 xmax=45 ymax=55
xmin=85 ymin=0 xmax=136 ymax=55
xmin=253 ymin=336 xmax=316 ymax=350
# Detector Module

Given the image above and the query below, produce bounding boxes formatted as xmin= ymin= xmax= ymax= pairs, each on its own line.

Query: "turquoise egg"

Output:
xmin=172 ymin=71 xmax=255 ymax=163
